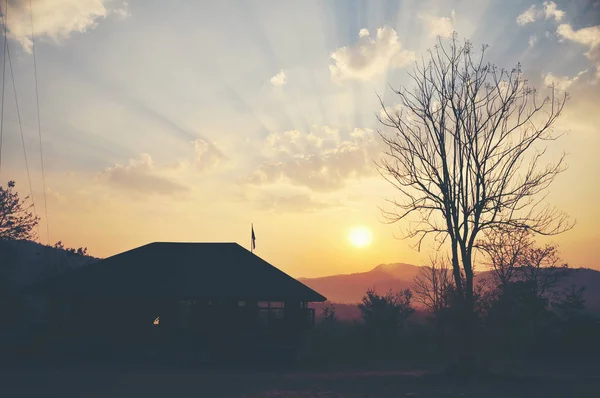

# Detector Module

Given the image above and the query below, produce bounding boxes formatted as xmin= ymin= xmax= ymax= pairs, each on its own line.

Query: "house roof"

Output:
xmin=24 ymin=242 xmax=326 ymax=302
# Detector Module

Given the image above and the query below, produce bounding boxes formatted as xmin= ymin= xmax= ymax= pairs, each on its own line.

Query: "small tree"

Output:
xmin=359 ymin=288 xmax=414 ymax=354
xmin=413 ymin=256 xmax=453 ymax=316
xmin=478 ymin=227 xmax=532 ymax=290
xmin=517 ymin=241 xmax=568 ymax=301
xmin=0 ymin=181 xmax=39 ymax=241
xmin=554 ymin=285 xmax=586 ymax=321
xmin=321 ymin=302 xmax=336 ymax=322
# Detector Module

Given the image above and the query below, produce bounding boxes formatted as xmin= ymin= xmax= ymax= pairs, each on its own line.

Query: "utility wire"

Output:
xmin=0 ymin=0 xmax=7 ymax=178
xmin=6 ymin=26 xmax=41 ymax=241
xmin=29 ymin=0 xmax=50 ymax=244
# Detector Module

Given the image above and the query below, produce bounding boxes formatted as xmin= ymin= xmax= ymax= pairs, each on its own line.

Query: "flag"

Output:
xmin=251 ymin=224 xmax=256 ymax=251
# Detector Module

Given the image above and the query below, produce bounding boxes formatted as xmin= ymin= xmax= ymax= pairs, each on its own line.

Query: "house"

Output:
xmin=24 ymin=242 xmax=327 ymax=363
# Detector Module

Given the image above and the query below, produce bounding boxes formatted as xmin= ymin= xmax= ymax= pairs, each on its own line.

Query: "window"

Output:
xmin=258 ymin=301 xmax=284 ymax=308
xmin=237 ymin=301 xmax=246 ymax=307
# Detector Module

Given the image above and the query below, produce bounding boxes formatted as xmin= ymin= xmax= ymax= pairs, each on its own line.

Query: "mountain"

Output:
xmin=299 ymin=263 xmax=421 ymax=304
xmin=301 ymin=263 xmax=600 ymax=313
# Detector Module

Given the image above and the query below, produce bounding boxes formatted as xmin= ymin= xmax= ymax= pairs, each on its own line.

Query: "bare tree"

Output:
xmin=479 ymin=227 xmax=568 ymax=298
xmin=376 ymin=34 xmax=572 ymax=364
xmin=478 ymin=227 xmax=532 ymax=289
xmin=517 ymin=241 xmax=568 ymax=300
xmin=0 ymin=181 xmax=39 ymax=241
xmin=412 ymin=256 xmax=452 ymax=315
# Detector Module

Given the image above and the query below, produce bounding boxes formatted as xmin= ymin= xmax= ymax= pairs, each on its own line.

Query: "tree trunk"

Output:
xmin=449 ymin=249 xmax=477 ymax=377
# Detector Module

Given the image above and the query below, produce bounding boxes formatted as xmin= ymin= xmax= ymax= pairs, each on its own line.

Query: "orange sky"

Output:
xmin=1 ymin=0 xmax=598 ymax=278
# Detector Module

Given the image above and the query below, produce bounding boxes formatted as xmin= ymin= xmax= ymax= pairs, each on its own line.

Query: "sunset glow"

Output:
xmin=348 ymin=227 xmax=373 ymax=248
xmin=0 ymin=0 xmax=598 ymax=278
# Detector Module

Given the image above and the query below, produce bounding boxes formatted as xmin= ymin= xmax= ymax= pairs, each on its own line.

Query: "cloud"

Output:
xmin=543 ymin=1 xmax=565 ymax=22
xmin=529 ymin=35 xmax=538 ymax=48
xmin=240 ymin=183 xmax=346 ymax=213
xmin=379 ymin=104 xmax=403 ymax=119
xmin=517 ymin=2 xmax=599 ymax=80
xmin=543 ymin=70 xmax=588 ymax=90
xmin=517 ymin=5 xmax=537 ymax=26
xmin=247 ymin=126 xmax=382 ymax=192
xmin=98 ymin=154 xmax=188 ymax=195
xmin=110 ymin=0 xmax=130 ymax=19
xmin=516 ymin=2 xmax=564 ymax=26
xmin=254 ymin=192 xmax=341 ymax=214
xmin=270 ymin=70 xmax=287 ymax=86
xmin=192 ymin=139 xmax=227 ymax=171
xmin=329 ymin=27 xmax=415 ymax=82
xmin=557 ymin=23 xmax=600 ymax=79
xmin=5 ymin=0 xmax=129 ymax=53
xmin=557 ymin=24 xmax=600 ymax=48
xmin=419 ymin=11 xmax=455 ymax=38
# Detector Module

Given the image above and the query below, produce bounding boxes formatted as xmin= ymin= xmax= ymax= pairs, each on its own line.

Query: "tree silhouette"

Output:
xmin=359 ymin=288 xmax=414 ymax=355
xmin=0 ymin=181 xmax=39 ymax=241
xmin=478 ymin=227 xmax=532 ymax=290
xmin=53 ymin=241 xmax=88 ymax=256
xmin=376 ymin=34 xmax=572 ymax=368
xmin=413 ymin=256 xmax=453 ymax=316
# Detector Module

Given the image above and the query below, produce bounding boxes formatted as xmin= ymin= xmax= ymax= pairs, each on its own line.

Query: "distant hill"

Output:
xmin=301 ymin=263 xmax=600 ymax=314
xmin=299 ymin=263 xmax=420 ymax=304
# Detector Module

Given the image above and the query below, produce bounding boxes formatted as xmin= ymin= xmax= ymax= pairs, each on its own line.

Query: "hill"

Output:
xmin=0 ymin=239 xmax=98 ymax=293
xmin=301 ymin=262 xmax=600 ymax=314
xmin=299 ymin=263 xmax=420 ymax=304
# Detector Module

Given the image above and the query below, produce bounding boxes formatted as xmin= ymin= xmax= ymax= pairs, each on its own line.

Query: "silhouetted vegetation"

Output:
xmin=52 ymin=241 xmax=88 ymax=256
xmin=299 ymin=236 xmax=599 ymax=371
xmin=0 ymin=181 xmax=39 ymax=241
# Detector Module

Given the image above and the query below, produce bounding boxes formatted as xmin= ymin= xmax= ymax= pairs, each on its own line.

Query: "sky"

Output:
xmin=0 ymin=0 xmax=599 ymax=278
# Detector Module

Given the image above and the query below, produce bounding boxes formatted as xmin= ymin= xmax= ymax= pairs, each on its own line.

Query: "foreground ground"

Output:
xmin=1 ymin=361 xmax=599 ymax=398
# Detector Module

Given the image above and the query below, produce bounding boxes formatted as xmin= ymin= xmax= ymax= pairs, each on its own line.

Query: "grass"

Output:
xmin=1 ymin=360 xmax=599 ymax=398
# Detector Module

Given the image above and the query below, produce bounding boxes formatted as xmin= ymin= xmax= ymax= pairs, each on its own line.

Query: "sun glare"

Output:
xmin=348 ymin=226 xmax=373 ymax=248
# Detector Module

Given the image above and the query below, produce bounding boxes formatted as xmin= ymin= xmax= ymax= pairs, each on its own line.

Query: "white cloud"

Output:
xmin=270 ymin=70 xmax=287 ymax=87
xmin=516 ymin=2 xmax=564 ymax=26
xmin=557 ymin=23 xmax=600 ymax=79
xmin=557 ymin=24 xmax=600 ymax=49
xmin=529 ymin=35 xmax=538 ymax=48
xmin=247 ymin=126 xmax=383 ymax=192
xmin=243 ymin=185 xmax=344 ymax=214
xmin=329 ymin=27 xmax=416 ymax=82
xmin=98 ymin=154 xmax=188 ymax=195
xmin=419 ymin=12 xmax=455 ymax=38
xmin=192 ymin=139 xmax=226 ymax=171
xmin=517 ymin=5 xmax=537 ymax=26
xmin=5 ymin=0 xmax=128 ymax=53
xmin=543 ymin=1 xmax=565 ymax=22
xmin=379 ymin=104 xmax=403 ymax=119
xmin=543 ymin=70 xmax=588 ymax=90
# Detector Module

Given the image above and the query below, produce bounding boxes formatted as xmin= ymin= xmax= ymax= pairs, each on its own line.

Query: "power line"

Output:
xmin=0 ymin=0 xmax=7 ymax=178
xmin=6 ymin=25 xmax=41 ymax=241
xmin=29 ymin=0 xmax=50 ymax=245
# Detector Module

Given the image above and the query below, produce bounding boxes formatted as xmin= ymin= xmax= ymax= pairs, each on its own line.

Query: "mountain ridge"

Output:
xmin=300 ymin=262 xmax=600 ymax=313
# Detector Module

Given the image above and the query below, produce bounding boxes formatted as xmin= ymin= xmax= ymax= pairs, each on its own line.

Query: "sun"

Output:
xmin=348 ymin=226 xmax=373 ymax=248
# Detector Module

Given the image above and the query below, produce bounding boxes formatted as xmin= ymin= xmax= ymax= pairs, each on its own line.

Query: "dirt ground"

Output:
xmin=1 ymin=362 xmax=599 ymax=398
